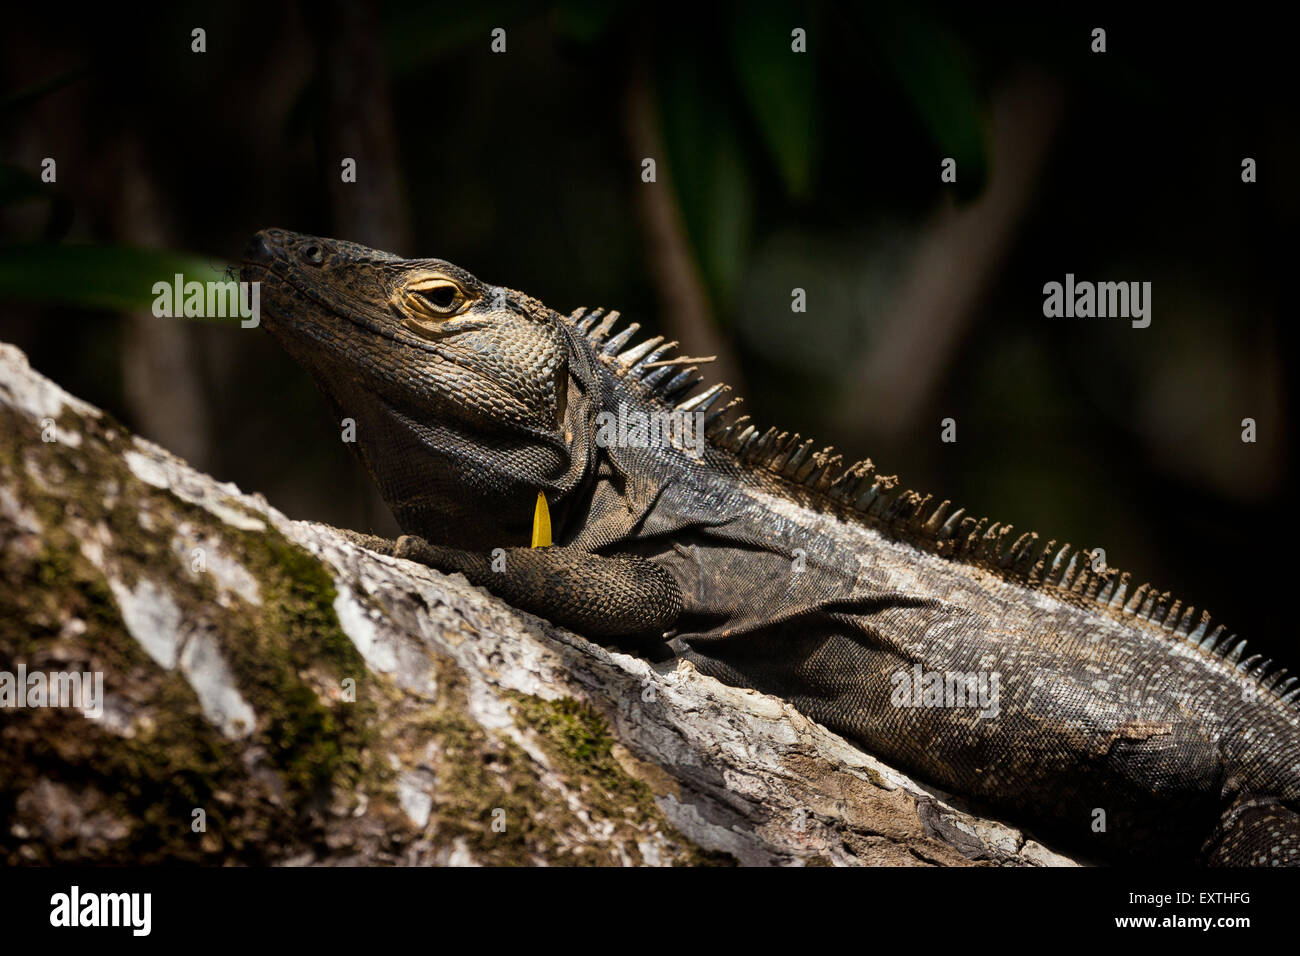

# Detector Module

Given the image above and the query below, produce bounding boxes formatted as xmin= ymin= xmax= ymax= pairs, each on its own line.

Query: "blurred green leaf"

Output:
xmin=0 ymin=244 xmax=232 ymax=315
xmin=385 ymin=0 xmax=530 ymax=74
xmin=552 ymin=0 xmax=623 ymax=43
xmin=727 ymin=0 xmax=817 ymax=197
xmin=866 ymin=8 xmax=989 ymax=198
xmin=655 ymin=48 xmax=754 ymax=308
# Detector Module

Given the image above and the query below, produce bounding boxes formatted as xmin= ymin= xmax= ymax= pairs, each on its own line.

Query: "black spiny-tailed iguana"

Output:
xmin=242 ymin=228 xmax=1300 ymax=865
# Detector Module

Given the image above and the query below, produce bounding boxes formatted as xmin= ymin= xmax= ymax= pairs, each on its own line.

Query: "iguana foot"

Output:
xmin=333 ymin=527 xmax=398 ymax=556
xmin=393 ymin=536 xmax=682 ymax=640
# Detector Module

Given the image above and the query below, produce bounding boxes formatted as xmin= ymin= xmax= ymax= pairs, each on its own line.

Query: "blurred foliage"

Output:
xmin=0 ymin=245 xmax=230 ymax=313
xmin=0 ymin=74 xmax=228 ymax=312
xmin=728 ymin=1 xmax=819 ymax=198
xmin=863 ymin=7 xmax=988 ymax=199
xmin=0 ymin=0 xmax=991 ymax=326
xmin=655 ymin=39 xmax=756 ymax=308
xmin=381 ymin=0 xmax=988 ymax=309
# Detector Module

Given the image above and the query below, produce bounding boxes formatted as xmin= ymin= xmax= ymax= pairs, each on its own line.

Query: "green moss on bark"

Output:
xmin=0 ymin=402 xmax=385 ymax=863
xmin=509 ymin=693 xmax=735 ymax=865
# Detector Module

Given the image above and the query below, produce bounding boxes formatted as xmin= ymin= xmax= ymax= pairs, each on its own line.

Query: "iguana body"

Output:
xmin=243 ymin=228 xmax=1300 ymax=865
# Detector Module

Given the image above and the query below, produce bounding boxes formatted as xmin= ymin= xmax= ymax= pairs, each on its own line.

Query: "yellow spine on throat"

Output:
xmin=531 ymin=491 xmax=551 ymax=548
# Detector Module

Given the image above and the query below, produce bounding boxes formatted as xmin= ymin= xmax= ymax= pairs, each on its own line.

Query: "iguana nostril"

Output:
xmin=242 ymin=231 xmax=276 ymax=264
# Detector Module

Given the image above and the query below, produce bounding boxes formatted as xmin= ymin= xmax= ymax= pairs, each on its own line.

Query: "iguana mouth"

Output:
xmin=400 ymin=315 xmax=490 ymax=339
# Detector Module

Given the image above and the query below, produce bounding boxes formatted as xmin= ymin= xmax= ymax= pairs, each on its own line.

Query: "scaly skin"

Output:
xmin=242 ymin=228 xmax=1300 ymax=865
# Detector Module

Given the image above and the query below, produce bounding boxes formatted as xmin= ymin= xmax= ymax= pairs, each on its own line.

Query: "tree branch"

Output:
xmin=0 ymin=341 xmax=1075 ymax=866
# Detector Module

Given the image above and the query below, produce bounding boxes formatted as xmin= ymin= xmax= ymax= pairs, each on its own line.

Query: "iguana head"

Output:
xmin=242 ymin=229 xmax=590 ymax=546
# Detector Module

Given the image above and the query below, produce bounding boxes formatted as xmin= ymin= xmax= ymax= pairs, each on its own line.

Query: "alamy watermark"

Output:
xmin=890 ymin=663 xmax=1001 ymax=719
xmin=152 ymin=273 xmax=260 ymax=327
xmin=594 ymin=403 xmax=705 ymax=457
xmin=50 ymin=886 xmax=151 ymax=936
xmin=1042 ymin=274 xmax=1151 ymax=328
xmin=0 ymin=665 xmax=103 ymax=718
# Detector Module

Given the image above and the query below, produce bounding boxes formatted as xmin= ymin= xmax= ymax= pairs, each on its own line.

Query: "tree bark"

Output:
xmin=0 ymin=341 xmax=1076 ymax=866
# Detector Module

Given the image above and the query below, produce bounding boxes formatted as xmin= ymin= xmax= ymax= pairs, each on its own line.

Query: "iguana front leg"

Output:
xmin=391 ymin=536 xmax=682 ymax=640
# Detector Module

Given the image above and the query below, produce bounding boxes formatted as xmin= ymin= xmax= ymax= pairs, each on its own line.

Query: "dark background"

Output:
xmin=1 ymin=3 xmax=1293 ymax=661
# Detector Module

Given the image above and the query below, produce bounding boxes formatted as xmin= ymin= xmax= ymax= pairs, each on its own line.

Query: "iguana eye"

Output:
xmin=399 ymin=279 xmax=472 ymax=327
xmin=418 ymin=285 xmax=459 ymax=311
